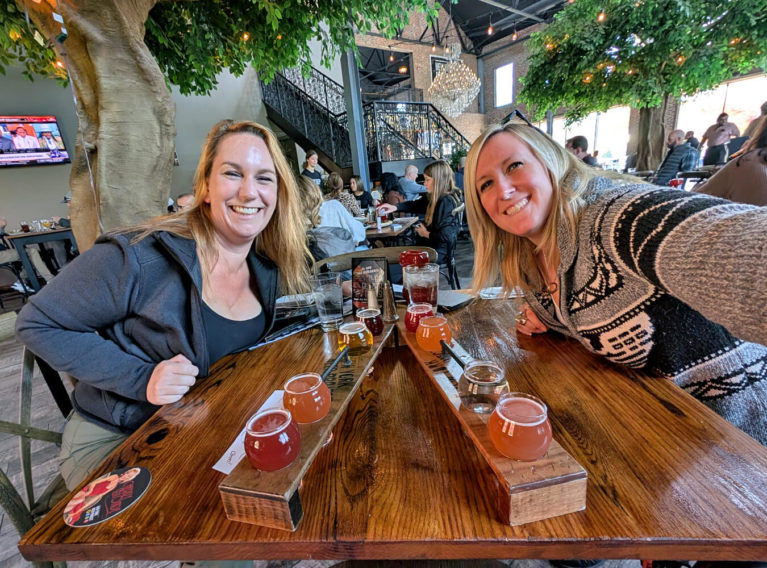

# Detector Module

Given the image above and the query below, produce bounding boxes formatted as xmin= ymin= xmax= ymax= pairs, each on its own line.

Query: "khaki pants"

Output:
xmin=59 ymin=411 xmax=126 ymax=490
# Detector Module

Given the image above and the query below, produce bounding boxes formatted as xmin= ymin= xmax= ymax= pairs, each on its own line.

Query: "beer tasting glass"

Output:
xmin=41 ymin=219 xmax=52 ymax=230
xmin=399 ymin=249 xmax=430 ymax=303
xmin=337 ymin=321 xmax=373 ymax=355
xmin=283 ymin=373 xmax=331 ymax=424
xmin=458 ymin=360 xmax=509 ymax=414
xmin=19 ymin=221 xmax=30 ymax=233
xmin=405 ymin=303 xmax=434 ymax=333
xmin=309 ymin=272 xmax=344 ymax=331
xmin=244 ymin=409 xmax=301 ymax=471
xmin=488 ymin=392 xmax=552 ymax=461
xmin=356 ymin=307 xmax=384 ymax=336
xmin=416 ymin=315 xmax=452 ymax=353
xmin=404 ymin=263 xmax=439 ymax=308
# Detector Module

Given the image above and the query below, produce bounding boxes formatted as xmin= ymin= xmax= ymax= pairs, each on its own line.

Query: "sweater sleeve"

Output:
xmin=15 ymin=237 xmax=156 ymax=402
xmin=605 ymin=188 xmax=767 ymax=344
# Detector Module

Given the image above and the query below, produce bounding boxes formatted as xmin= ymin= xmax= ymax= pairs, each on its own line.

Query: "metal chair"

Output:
xmin=0 ymin=262 xmax=30 ymax=311
xmin=0 ymin=347 xmax=69 ymax=568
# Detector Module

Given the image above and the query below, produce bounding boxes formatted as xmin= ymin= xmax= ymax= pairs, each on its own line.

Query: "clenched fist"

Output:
xmin=146 ymin=354 xmax=199 ymax=405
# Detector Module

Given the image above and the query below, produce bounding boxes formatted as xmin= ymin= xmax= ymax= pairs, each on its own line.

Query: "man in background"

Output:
xmin=454 ymin=156 xmax=466 ymax=190
xmin=684 ymin=131 xmax=700 ymax=150
xmin=700 ymin=112 xmax=740 ymax=165
xmin=652 ymin=130 xmax=699 ymax=186
xmin=398 ymin=164 xmax=427 ymax=201
xmin=565 ymin=136 xmax=599 ymax=166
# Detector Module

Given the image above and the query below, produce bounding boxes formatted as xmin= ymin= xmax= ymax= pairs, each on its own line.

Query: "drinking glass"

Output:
xmin=310 ymin=272 xmax=344 ymax=332
xmin=416 ymin=315 xmax=452 ymax=353
xmin=19 ymin=221 xmax=30 ymax=233
xmin=404 ymin=263 xmax=439 ymax=308
xmin=356 ymin=307 xmax=383 ymax=336
xmin=488 ymin=392 xmax=552 ymax=461
xmin=405 ymin=303 xmax=433 ymax=333
xmin=283 ymin=373 xmax=331 ymax=424
xmin=458 ymin=360 xmax=508 ymax=414
xmin=41 ymin=219 xmax=52 ymax=230
xmin=337 ymin=321 xmax=373 ymax=355
xmin=243 ymin=409 xmax=301 ymax=471
xmin=400 ymin=250 xmax=430 ymax=303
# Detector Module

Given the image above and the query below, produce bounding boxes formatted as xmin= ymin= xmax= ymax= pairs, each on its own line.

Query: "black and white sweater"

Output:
xmin=527 ymin=179 xmax=767 ymax=445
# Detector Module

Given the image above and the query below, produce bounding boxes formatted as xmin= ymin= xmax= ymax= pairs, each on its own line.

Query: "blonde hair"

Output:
xmin=297 ymin=174 xmax=323 ymax=228
xmin=125 ymin=120 xmax=310 ymax=295
xmin=423 ymin=160 xmax=461 ymax=226
xmin=464 ymin=122 xmax=602 ymax=295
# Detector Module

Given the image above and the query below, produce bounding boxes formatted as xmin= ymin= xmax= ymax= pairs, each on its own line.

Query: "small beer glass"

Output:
xmin=243 ymin=409 xmax=301 ymax=471
xmin=356 ymin=308 xmax=384 ymax=336
xmin=337 ymin=321 xmax=373 ymax=355
xmin=405 ymin=303 xmax=433 ymax=333
xmin=283 ymin=373 xmax=331 ymax=424
xmin=416 ymin=315 xmax=452 ymax=353
xmin=458 ymin=360 xmax=508 ymax=414
xmin=488 ymin=392 xmax=552 ymax=461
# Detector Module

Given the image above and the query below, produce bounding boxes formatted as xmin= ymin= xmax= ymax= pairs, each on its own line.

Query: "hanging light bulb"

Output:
xmin=389 ymin=52 xmax=395 ymax=62
xmin=597 ymin=10 xmax=606 ymax=22
xmin=398 ymin=65 xmax=408 ymax=74
xmin=431 ymin=44 xmax=436 ymax=52
xmin=241 ymin=32 xmax=250 ymax=41
xmin=487 ymin=24 xmax=494 ymax=35
xmin=512 ymin=30 xmax=518 ymax=41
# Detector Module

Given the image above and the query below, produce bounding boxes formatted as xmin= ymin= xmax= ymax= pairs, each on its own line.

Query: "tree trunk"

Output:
xmin=20 ymin=0 xmax=176 ymax=251
xmin=636 ymin=93 xmax=673 ymax=172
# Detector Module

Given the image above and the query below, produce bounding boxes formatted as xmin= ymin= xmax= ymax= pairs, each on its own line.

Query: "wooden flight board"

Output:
xmin=400 ymin=326 xmax=587 ymax=526
xmin=218 ymin=323 xmax=397 ymax=531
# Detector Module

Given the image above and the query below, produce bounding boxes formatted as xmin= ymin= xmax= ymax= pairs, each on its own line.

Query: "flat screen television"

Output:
xmin=0 ymin=115 xmax=71 ymax=167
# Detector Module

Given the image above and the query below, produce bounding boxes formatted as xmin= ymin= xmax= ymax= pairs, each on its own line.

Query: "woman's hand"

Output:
xmin=377 ymin=203 xmax=397 ymax=215
xmin=414 ymin=223 xmax=429 ymax=238
xmin=146 ymin=354 xmax=199 ymax=405
xmin=515 ymin=304 xmax=548 ymax=336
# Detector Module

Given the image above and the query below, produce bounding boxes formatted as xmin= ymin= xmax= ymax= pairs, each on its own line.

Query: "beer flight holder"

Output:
xmin=218 ymin=322 xmax=397 ymax=531
xmin=399 ymin=314 xmax=587 ymax=526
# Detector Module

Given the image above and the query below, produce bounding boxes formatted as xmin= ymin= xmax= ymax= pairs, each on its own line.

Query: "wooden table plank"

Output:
xmin=365 ymin=217 xmax=418 ymax=240
xmin=18 ymin=301 xmax=767 ymax=562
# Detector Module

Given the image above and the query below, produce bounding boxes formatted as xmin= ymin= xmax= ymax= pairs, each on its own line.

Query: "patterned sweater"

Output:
xmin=526 ymin=179 xmax=767 ymax=445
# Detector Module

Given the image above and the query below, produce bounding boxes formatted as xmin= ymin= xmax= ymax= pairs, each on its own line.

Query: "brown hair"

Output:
xmin=297 ymin=175 xmax=323 ymax=228
xmin=325 ymin=172 xmax=344 ymax=197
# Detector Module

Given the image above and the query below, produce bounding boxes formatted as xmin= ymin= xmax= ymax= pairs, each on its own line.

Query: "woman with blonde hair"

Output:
xmin=324 ymin=171 xmax=363 ymax=217
xmin=17 ymin=119 xmax=311 ymax=490
xmin=378 ymin=160 xmax=462 ymax=265
xmin=464 ymin=117 xmax=767 ymax=445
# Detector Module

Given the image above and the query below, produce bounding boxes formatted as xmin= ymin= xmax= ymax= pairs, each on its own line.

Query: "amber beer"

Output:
xmin=283 ymin=373 xmax=331 ymax=424
xmin=337 ymin=321 xmax=373 ymax=355
xmin=416 ymin=315 xmax=452 ymax=353
xmin=488 ymin=392 xmax=552 ymax=461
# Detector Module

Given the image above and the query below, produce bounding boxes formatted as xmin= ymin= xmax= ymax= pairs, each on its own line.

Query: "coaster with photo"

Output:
xmin=63 ymin=466 xmax=151 ymax=527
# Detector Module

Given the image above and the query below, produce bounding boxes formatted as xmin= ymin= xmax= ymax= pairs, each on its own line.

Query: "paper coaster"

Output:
xmin=63 ymin=466 xmax=151 ymax=527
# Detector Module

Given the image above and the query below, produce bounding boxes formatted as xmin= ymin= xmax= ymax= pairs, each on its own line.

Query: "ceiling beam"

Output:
xmin=476 ymin=0 xmax=543 ymax=22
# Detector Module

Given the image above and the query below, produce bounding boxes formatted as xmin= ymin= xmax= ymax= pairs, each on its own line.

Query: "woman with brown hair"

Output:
xmin=324 ymin=171 xmax=363 ymax=217
xmin=17 ymin=119 xmax=311 ymax=489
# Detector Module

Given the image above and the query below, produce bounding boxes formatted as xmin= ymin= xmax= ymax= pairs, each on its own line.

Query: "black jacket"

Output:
xmin=396 ymin=194 xmax=461 ymax=264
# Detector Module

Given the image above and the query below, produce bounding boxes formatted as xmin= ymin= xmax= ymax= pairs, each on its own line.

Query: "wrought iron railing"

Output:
xmin=261 ymin=66 xmax=469 ymax=168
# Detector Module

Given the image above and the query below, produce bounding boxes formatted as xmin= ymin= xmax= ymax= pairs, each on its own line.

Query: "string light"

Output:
xmin=627 ymin=68 xmax=635 ymax=75
xmin=389 ymin=52 xmax=395 ymax=62
xmin=487 ymin=23 xmax=494 ymax=35
xmin=512 ymin=28 xmax=518 ymax=41
xmin=55 ymin=60 xmax=65 ymax=68
xmin=241 ymin=32 xmax=250 ymax=41
xmin=276 ymin=34 xmax=282 ymax=40
xmin=729 ymin=37 xmax=741 ymax=45
xmin=431 ymin=44 xmax=436 ymax=52
xmin=9 ymin=29 xmax=21 ymax=41
xmin=582 ymin=73 xmax=593 ymax=83
xmin=398 ymin=65 xmax=408 ymax=74
xmin=597 ymin=10 xmax=606 ymax=22
xmin=675 ymin=55 xmax=686 ymax=64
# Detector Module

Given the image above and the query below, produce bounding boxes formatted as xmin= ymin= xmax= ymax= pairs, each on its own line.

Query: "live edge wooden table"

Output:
xmin=19 ymin=300 xmax=767 ymax=563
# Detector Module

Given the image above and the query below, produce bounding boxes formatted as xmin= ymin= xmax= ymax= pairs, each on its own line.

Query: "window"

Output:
xmin=494 ymin=62 xmax=514 ymax=107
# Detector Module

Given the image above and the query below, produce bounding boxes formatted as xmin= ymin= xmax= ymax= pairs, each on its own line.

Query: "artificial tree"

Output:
xmin=519 ymin=0 xmax=767 ymax=170
xmin=0 ymin=0 xmax=435 ymax=249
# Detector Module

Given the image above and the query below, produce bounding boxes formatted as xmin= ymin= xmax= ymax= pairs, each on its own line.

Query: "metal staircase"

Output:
xmin=260 ymin=66 xmax=470 ymax=176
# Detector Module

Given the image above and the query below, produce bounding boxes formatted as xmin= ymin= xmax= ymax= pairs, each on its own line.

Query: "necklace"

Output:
xmin=543 ymin=281 xmax=558 ymax=295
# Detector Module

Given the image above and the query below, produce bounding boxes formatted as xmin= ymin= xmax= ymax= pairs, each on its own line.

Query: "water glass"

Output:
xmin=243 ymin=409 xmax=301 ymax=471
xmin=310 ymin=272 xmax=344 ymax=332
xmin=283 ymin=373 xmax=331 ymax=424
xmin=458 ymin=360 xmax=508 ymax=414
xmin=404 ymin=263 xmax=439 ymax=309
xmin=488 ymin=392 xmax=552 ymax=461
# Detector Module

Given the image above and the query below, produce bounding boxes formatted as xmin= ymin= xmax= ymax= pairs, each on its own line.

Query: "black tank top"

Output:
xmin=202 ymin=302 xmax=266 ymax=364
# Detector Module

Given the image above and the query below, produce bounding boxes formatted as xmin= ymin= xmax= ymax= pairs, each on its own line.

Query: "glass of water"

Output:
xmin=310 ymin=272 xmax=344 ymax=332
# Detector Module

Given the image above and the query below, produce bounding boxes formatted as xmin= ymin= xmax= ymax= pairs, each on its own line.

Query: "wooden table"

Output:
xmin=365 ymin=216 xmax=419 ymax=241
xmin=19 ymin=300 xmax=767 ymax=562
xmin=6 ymin=228 xmax=77 ymax=291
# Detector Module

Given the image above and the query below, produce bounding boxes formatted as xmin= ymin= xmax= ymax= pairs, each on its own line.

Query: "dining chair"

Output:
xmin=0 ymin=347 xmax=70 ymax=568
xmin=0 ymin=262 xmax=30 ymax=310
xmin=312 ymin=245 xmax=437 ymax=275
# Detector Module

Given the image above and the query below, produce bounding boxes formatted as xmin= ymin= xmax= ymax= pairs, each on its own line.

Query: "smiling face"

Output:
xmin=204 ymin=133 xmax=278 ymax=251
xmin=423 ymin=174 xmax=434 ymax=193
xmin=474 ymin=132 xmax=554 ymax=246
xmin=349 ymin=177 xmax=357 ymax=193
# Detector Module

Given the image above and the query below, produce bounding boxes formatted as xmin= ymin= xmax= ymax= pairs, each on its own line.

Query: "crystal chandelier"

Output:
xmin=427 ymin=44 xmax=481 ymax=118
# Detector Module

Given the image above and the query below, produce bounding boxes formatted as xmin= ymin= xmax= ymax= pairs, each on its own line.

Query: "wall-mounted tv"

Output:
xmin=0 ymin=115 xmax=71 ymax=167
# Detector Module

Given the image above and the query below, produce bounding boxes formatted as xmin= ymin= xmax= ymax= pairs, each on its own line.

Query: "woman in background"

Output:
xmin=350 ymin=174 xmax=377 ymax=210
xmin=464 ymin=119 xmax=767 ymax=445
xmin=377 ymin=160 xmax=462 ymax=265
xmin=324 ymin=171 xmax=363 ymax=217
xmin=16 ymin=120 xmax=310 ymax=490
xmin=301 ymin=148 xmax=323 ymax=186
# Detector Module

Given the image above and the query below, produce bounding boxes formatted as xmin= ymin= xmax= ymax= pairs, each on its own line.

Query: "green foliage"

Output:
xmin=0 ymin=3 xmax=64 ymax=84
xmin=519 ymin=0 xmax=767 ymax=122
xmin=449 ymin=146 xmax=467 ymax=171
xmin=1 ymin=0 xmax=436 ymax=96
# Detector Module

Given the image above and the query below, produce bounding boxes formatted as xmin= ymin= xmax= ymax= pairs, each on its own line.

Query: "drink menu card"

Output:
xmin=351 ymin=257 xmax=387 ymax=309
xmin=63 ymin=466 xmax=151 ymax=527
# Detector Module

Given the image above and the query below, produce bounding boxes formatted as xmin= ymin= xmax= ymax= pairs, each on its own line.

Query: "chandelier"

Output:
xmin=427 ymin=44 xmax=481 ymax=118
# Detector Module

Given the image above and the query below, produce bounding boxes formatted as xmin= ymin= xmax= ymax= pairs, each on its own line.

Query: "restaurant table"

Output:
xmin=18 ymin=300 xmax=767 ymax=563
xmin=365 ymin=216 xmax=419 ymax=242
xmin=6 ymin=228 xmax=77 ymax=291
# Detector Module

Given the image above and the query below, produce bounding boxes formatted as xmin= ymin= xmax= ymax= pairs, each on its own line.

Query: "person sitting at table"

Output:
xmin=651 ymin=129 xmax=699 ymax=186
xmin=378 ymin=160 xmax=462 ymax=266
xmin=0 ymin=217 xmax=56 ymax=287
xmin=693 ymin=116 xmax=767 ymax=206
xmin=399 ymin=164 xmax=428 ymax=201
xmin=16 ymin=119 xmax=311 ymax=491
xmin=685 ymin=130 xmax=700 ymax=150
xmin=464 ymin=118 xmax=767 ymax=446
xmin=380 ymin=172 xmax=407 ymax=207
xmin=324 ymin=171 xmax=363 ymax=217
xmin=350 ymin=174 xmax=377 ymax=210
